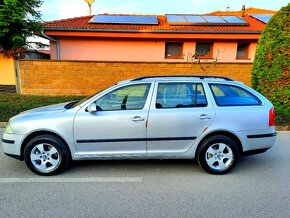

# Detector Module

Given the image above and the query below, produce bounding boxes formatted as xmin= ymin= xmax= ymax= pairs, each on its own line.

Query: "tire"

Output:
xmin=197 ymin=135 xmax=239 ymax=175
xmin=24 ymin=134 xmax=70 ymax=176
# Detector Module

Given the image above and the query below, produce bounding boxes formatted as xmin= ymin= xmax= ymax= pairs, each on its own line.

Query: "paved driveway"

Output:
xmin=0 ymin=130 xmax=289 ymax=218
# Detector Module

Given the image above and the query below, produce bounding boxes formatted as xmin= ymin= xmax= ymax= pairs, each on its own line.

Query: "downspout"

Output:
xmin=40 ymin=30 xmax=60 ymax=60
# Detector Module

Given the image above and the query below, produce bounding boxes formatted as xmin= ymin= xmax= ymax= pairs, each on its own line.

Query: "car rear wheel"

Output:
xmin=24 ymin=134 xmax=70 ymax=176
xmin=197 ymin=135 xmax=239 ymax=174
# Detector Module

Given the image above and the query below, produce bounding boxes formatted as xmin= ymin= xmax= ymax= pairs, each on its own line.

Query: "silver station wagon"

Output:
xmin=2 ymin=76 xmax=276 ymax=175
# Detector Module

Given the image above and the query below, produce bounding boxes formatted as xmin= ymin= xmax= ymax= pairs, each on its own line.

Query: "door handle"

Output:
xmin=198 ymin=114 xmax=211 ymax=120
xmin=131 ymin=116 xmax=145 ymax=122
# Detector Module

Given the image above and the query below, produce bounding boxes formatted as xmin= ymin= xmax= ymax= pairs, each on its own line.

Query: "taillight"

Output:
xmin=269 ymin=107 xmax=275 ymax=126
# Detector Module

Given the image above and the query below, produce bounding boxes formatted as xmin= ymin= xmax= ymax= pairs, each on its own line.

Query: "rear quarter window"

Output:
xmin=209 ymin=84 xmax=262 ymax=106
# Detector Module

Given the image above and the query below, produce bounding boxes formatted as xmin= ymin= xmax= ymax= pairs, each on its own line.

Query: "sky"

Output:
xmin=40 ymin=0 xmax=288 ymax=21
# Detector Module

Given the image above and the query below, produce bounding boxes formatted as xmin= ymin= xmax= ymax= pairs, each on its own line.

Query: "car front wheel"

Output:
xmin=197 ymin=135 xmax=239 ymax=175
xmin=24 ymin=134 xmax=70 ymax=176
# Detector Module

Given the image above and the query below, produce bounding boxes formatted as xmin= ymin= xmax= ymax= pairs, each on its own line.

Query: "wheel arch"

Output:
xmin=20 ymin=130 xmax=72 ymax=160
xmin=195 ymin=130 xmax=243 ymax=158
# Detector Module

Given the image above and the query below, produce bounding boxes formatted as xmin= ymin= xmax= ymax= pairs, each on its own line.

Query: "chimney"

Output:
xmin=241 ymin=5 xmax=246 ymax=18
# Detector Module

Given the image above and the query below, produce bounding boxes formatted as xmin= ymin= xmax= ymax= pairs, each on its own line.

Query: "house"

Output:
xmin=0 ymin=52 xmax=17 ymax=93
xmin=41 ymin=8 xmax=275 ymax=63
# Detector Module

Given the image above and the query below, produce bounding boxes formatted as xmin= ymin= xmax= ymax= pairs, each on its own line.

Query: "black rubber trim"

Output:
xmin=4 ymin=152 xmax=23 ymax=161
xmin=132 ymin=75 xmax=233 ymax=81
xmin=76 ymin=137 xmax=197 ymax=143
xmin=242 ymin=147 xmax=271 ymax=156
xmin=1 ymin=138 xmax=15 ymax=144
xmin=247 ymin=132 xmax=277 ymax=139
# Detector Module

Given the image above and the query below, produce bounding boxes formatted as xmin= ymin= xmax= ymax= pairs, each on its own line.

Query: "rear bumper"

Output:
xmin=241 ymin=147 xmax=271 ymax=156
xmin=239 ymin=130 xmax=277 ymax=152
xmin=246 ymin=132 xmax=277 ymax=139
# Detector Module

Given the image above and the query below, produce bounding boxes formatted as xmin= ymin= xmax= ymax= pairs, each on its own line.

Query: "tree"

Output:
xmin=0 ymin=0 xmax=43 ymax=58
xmin=252 ymin=3 xmax=290 ymax=113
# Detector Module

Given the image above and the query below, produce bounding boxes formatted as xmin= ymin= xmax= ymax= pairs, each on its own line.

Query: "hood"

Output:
xmin=19 ymin=102 xmax=69 ymax=115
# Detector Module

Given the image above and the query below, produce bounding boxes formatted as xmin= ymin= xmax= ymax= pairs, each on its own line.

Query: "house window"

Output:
xmin=195 ymin=43 xmax=213 ymax=58
xmin=165 ymin=42 xmax=183 ymax=58
xmin=236 ymin=43 xmax=250 ymax=59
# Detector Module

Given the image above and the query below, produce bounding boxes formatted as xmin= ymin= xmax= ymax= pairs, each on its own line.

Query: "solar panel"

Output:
xmin=185 ymin=15 xmax=206 ymax=23
xmin=89 ymin=15 xmax=159 ymax=25
xmin=250 ymin=14 xmax=273 ymax=23
xmin=166 ymin=15 xmax=249 ymax=26
xmin=202 ymin=16 xmax=226 ymax=23
xmin=166 ymin=15 xmax=187 ymax=23
xmin=221 ymin=16 xmax=247 ymax=24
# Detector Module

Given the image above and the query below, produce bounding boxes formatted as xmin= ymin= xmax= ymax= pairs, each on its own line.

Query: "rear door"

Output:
xmin=146 ymin=82 xmax=215 ymax=155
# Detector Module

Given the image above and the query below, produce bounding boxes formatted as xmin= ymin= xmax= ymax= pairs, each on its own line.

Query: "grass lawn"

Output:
xmin=0 ymin=93 xmax=289 ymax=127
xmin=0 ymin=93 xmax=84 ymax=122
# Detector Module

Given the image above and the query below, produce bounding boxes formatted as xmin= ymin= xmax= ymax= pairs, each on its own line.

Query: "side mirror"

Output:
xmin=86 ymin=103 xmax=97 ymax=113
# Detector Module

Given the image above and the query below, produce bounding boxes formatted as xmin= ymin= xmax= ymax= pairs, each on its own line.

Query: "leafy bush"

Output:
xmin=0 ymin=94 xmax=83 ymax=122
xmin=252 ymin=4 xmax=290 ymax=114
xmin=0 ymin=0 xmax=44 ymax=57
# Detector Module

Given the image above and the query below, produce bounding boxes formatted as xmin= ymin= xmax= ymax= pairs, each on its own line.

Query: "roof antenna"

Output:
xmin=84 ymin=0 xmax=95 ymax=15
xmin=226 ymin=0 xmax=230 ymax=11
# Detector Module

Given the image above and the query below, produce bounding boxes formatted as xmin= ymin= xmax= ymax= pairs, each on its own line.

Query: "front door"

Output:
xmin=74 ymin=83 xmax=152 ymax=157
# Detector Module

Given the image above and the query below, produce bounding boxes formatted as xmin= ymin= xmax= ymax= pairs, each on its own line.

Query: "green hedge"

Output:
xmin=0 ymin=94 xmax=83 ymax=122
xmin=252 ymin=4 xmax=290 ymax=113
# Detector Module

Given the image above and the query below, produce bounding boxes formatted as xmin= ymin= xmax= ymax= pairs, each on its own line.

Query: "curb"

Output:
xmin=0 ymin=122 xmax=7 ymax=129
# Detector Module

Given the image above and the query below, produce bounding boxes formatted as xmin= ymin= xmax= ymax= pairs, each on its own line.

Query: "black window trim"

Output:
xmin=209 ymin=83 xmax=262 ymax=107
xmin=155 ymin=82 xmax=208 ymax=109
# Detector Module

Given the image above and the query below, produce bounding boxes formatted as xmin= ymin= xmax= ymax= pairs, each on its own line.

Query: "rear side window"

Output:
xmin=156 ymin=83 xmax=207 ymax=109
xmin=210 ymin=84 xmax=262 ymax=106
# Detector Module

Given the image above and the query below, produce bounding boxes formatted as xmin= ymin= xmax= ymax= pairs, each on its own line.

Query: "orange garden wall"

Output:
xmin=19 ymin=60 xmax=253 ymax=96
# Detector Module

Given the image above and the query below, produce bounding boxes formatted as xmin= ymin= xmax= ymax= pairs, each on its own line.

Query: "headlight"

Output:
xmin=4 ymin=123 xmax=14 ymax=134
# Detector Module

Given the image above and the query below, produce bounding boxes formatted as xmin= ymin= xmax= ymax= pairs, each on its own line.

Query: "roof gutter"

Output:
xmin=40 ymin=30 xmax=60 ymax=60
xmin=43 ymin=28 xmax=262 ymax=34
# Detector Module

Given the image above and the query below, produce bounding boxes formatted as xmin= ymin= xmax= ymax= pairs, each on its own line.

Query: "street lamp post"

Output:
xmin=84 ymin=0 xmax=95 ymax=15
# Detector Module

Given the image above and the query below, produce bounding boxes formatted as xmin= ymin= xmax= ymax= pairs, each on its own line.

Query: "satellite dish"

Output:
xmin=84 ymin=0 xmax=95 ymax=15
xmin=84 ymin=0 xmax=95 ymax=5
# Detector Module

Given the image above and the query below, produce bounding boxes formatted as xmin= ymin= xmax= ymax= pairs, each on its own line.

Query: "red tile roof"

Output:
xmin=44 ymin=14 xmax=266 ymax=33
xmin=207 ymin=7 xmax=276 ymax=16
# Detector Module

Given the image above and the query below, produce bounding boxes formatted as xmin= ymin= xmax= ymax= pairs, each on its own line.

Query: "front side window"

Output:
xmin=195 ymin=43 xmax=213 ymax=58
xmin=165 ymin=42 xmax=183 ymax=58
xmin=210 ymin=84 xmax=261 ymax=106
xmin=96 ymin=84 xmax=150 ymax=111
xmin=156 ymin=83 xmax=207 ymax=109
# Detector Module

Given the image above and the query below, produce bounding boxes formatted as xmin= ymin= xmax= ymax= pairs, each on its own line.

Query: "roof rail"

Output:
xmin=131 ymin=75 xmax=233 ymax=81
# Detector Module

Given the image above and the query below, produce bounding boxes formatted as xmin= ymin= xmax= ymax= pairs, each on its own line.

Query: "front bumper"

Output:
xmin=1 ymin=133 xmax=25 ymax=161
